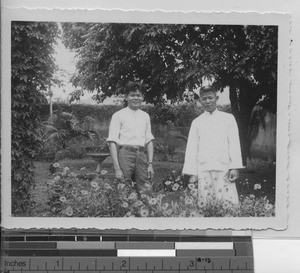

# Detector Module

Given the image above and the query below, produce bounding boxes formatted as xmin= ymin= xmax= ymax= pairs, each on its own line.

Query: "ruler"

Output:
xmin=1 ymin=230 xmax=254 ymax=273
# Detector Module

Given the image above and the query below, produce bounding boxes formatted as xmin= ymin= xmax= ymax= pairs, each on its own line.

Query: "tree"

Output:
xmin=62 ymin=23 xmax=277 ymax=164
xmin=11 ymin=21 xmax=59 ymax=214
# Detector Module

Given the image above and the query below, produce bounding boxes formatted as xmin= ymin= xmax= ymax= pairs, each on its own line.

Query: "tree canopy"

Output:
xmin=62 ymin=23 xmax=277 ymax=107
xmin=11 ymin=21 xmax=59 ymax=214
xmin=62 ymin=22 xmax=278 ymax=163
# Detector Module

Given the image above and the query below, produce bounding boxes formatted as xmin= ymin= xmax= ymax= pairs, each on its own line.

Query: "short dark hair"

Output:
xmin=125 ymin=82 xmax=145 ymax=95
xmin=199 ymin=85 xmax=217 ymax=96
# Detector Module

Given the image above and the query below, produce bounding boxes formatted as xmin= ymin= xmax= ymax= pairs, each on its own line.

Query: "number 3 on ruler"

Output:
xmin=189 ymin=260 xmax=195 ymax=267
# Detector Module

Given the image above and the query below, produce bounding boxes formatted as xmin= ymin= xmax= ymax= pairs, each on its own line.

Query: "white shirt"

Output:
xmin=107 ymin=107 xmax=154 ymax=146
xmin=182 ymin=109 xmax=244 ymax=175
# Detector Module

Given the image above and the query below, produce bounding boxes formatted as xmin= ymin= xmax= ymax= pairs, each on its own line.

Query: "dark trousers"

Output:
xmin=118 ymin=148 xmax=149 ymax=193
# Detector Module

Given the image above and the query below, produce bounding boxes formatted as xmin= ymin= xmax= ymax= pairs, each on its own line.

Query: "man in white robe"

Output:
xmin=182 ymin=86 xmax=244 ymax=205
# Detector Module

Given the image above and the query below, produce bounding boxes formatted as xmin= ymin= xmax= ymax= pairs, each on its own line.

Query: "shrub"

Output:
xmin=11 ymin=22 xmax=59 ymax=214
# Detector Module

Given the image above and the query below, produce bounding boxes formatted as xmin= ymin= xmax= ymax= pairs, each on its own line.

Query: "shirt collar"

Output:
xmin=203 ymin=108 xmax=219 ymax=116
xmin=126 ymin=106 xmax=140 ymax=113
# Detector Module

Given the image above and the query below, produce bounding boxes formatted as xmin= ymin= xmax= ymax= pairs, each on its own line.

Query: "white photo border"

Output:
xmin=1 ymin=8 xmax=290 ymax=230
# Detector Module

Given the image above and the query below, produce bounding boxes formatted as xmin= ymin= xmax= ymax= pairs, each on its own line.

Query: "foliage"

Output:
xmin=45 ymin=164 xmax=275 ymax=218
xmin=62 ymin=23 xmax=277 ymax=164
xmin=44 ymin=110 xmax=94 ymax=149
xmin=62 ymin=23 xmax=277 ymax=107
xmin=11 ymin=21 xmax=59 ymax=214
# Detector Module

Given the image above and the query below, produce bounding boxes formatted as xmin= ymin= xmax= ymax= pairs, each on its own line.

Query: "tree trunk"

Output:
xmin=229 ymin=81 xmax=258 ymax=167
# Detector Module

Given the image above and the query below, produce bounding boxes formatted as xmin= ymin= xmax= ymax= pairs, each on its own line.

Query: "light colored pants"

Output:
xmin=118 ymin=148 xmax=149 ymax=193
xmin=198 ymin=170 xmax=239 ymax=205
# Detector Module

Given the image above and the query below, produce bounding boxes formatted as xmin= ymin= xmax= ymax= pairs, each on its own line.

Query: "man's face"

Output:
xmin=126 ymin=90 xmax=144 ymax=110
xmin=200 ymin=91 xmax=218 ymax=113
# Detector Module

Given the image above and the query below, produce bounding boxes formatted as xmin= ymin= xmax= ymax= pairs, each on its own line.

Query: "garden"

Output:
xmin=26 ymin=103 xmax=276 ymax=218
xmin=11 ymin=22 xmax=277 ymax=218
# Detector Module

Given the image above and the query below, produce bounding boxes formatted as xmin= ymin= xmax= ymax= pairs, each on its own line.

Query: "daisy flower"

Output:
xmin=165 ymin=180 xmax=172 ymax=186
xmin=117 ymin=183 xmax=125 ymax=190
xmin=254 ymin=184 xmax=262 ymax=190
xmin=223 ymin=200 xmax=231 ymax=210
xmin=104 ymin=183 xmax=112 ymax=190
xmin=128 ymin=192 xmax=138 ymax=200
xmin=100 ymin=169 xmax=108 ymax=175
xmin=121 ymin=202 xmax=129 ymax=208
xmin=162 ymin=203 xmax=169 ymax=210
xmin=197 ymin=199 xmax=206 ymax=208
xmin=190 ymin=189 xmax=198 ymax=197
xmin=59 ymin=196 xmax=67 ymax=203
xmin=69 ymin=172 xmax=77 ymax=178
xmin=185 ymin=198 xmax=193 ymax=205
xmin=264 ymin=203 xmax=274 ymax=211
xmin=132 ymin=200 xmax=143 ymax=207
xmin=65 ymin=206 xmax=73 ymax=217
xmin=210 ymin=199 xmax=217 ymax=207
xmin=47 ymin=180 xmax=55 ymax=185
xmin=189 ymin=211 xmax=198 ymax=217
xmin=53 ymin=163 xmax=60 ymax=168
xmin=140 ymin=208 xmax=149 ymax=217
xmin=188 ymin=183 xmax=196 ymax=190
xmin=149 ymin=198 xmax=157 ymax=206
xmin=175 ymin=176 xmax=181 ymax=182
xmin=81 ymin=190 xmax=89 ymax=195
xmin=172 ymin=183 xmax=180 ymax=191
xmin=54 ymin=176 xmax=60 ymax=182
xmin=90 ymin=181 xmax=99 ymax=188
xmin=165 ymin=209 xmax=173 ymax=216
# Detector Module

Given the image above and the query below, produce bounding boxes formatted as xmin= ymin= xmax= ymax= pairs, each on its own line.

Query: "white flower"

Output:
xmin=80 ymin=167 xmax=86 ymax=171
xmin=165 ymin=209 xmax=173 ymax=216
xmin=54 ymin=176 xmax=60 ymax=182
xmin=81 ymin=190 xmax=89 ymax=195
xmin=165 ymin=180 xmax=172 ymax=185
xmin=90 ymin=181 xmax=99 ymax=188
xmin=185 ymin=197 xmax=193 ymax=205
xmin=101 ymin=169 xmax=108 ymax=175
xmin=172 ymin=183 xmax=180 ymax=191
xmin=122 ymin=202 xmax=129 ymax=208
xmin=188 ymin=183 xmax=196 ymax=190
xmin=264 ymin=204 xmax=274 ymax=211
xmin=140 ymin=208 xmax=149 ymax=217
xmin=254 ymin=184 xmax=262 ymax=190
xmin=117 ymin=183 xmax=125 ymax=190
xmin=65 ymin=206 xmax=73 ymax=216
xmin=162 ymin=203 xmax=169 ymax=210
xmin=69 ymin=172 xmax=77 ymax=178
xmin=149 ymin=198 xmax=157 ymax=206
xmin=189 ymin=211 xmax=198 ymax=217
xmin=128 ymin=192 xmax=138 ymax=200
xmin=190 ymin=188 xmax=198 ymax=197
xmin=53 ymin=163 xmax=60 ymax=168
xmin=104 ymin=183 xmax=112 ymax=190
xmin=60 ymin=196 xmax=67 ymax=203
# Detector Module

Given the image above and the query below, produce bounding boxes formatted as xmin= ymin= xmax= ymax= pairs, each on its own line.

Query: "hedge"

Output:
xmin=42 ymin=102 xmax=231 ymax=128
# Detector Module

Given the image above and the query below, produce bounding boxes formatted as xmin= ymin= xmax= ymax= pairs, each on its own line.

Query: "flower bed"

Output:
xmin=46 ymin=163 xmax=275 ymax=218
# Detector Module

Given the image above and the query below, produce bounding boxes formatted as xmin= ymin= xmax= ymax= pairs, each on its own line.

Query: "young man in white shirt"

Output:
xmin=182 ymin=85 xmax=244 ymax=205
xmin=107 ymin=82 xmax=154 ymax=194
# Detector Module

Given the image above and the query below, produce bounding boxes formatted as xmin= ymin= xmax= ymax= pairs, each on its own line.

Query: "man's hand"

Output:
xmin=115 ymin=168 xmax=125 ymax=182
xmin=189 ymin=175 xmax=198 ymax=183
xmin=228 ymin=169 xmax=239 ymax=182
xmin=147 ymin=164 xmax=154 ymax=180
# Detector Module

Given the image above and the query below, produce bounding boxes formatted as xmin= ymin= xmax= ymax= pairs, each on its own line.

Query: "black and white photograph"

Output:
xmin=1 ymin=9 xmax=289 ymax=230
